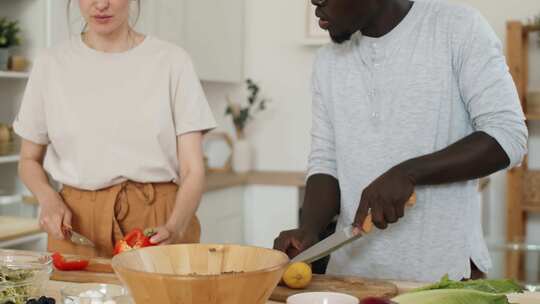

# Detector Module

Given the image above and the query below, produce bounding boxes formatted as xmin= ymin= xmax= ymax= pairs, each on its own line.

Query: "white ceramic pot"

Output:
xmin=232 ymin=138 xmax=252 ymax=173
xmin=0 ymin=48 xmax=9 ymax=70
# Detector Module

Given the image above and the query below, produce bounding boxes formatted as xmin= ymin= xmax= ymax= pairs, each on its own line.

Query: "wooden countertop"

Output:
xmin=0 ymin=216 xmax=41 ymax=242
xmin=205 ymin=171 xmax=305 ymax=192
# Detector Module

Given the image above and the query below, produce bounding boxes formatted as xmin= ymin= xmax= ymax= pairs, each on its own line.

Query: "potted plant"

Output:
xmin=225 ymin=79 xmax=269 ymax=173
xmin=0 ymin=18 xmax=22 ymax=71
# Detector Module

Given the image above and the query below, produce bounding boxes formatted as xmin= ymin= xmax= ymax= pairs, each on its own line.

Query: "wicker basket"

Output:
xmin=523 ymin=170 xmax=540 ymax=207
xmin=0 ymin=137 xmax=20 ymax=156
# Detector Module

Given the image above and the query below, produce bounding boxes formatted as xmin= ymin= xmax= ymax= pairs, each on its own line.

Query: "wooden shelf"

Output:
xmin=0 ymin=154 xmax=20 ymax=164
xmin=0 ymin=71 xmax=29 ymax=79
xmin=206 ymin=171 xmax=305 ymax=192
xmin=525 ymin=24 xmax=540 ymax=33
xmin=523 ymin=204 xmax=540 ymax=213
xmin=525 ymin=113 xmax=540 ymax=121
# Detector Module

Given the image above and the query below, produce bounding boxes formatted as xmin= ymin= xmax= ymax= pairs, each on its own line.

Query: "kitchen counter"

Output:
xmin=42 ymin=279 xmax=540 ymax=304
xmin=205 ymin=171 xmax=305 ymax=192
xmin=0 ymin=216 xmax=41 ymax=242
xmin=43 ymin=280 xmax=283 ymax=303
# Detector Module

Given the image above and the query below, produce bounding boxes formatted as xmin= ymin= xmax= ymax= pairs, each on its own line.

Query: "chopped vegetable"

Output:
xmin=393 ymin=289 xmax=510 ymax=304
xmin=392 ymin=275 xmax=524 ymax=304
xmin=0 ymin=266 xmax=34 ymax=304
xmin=112 ymin=228 xmax=157 ymax=256
xmin=414 ymin=274 xmax=524 ymax=294
xmin=51 ymin=253 xmax=89 ymax=271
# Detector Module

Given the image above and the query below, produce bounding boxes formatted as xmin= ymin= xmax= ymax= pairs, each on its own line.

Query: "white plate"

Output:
xmin=287 ymin=292 xmax=359 ymax=304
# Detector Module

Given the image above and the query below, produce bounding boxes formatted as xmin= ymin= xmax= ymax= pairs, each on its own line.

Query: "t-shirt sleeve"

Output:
xmin=455 ymin=9 xmax=528 ymax=168
xmin=13 ymin=52 xmax=50 ymax=145
xmin=307 ymin=53 xmax=338 ymax=180
xmin=172 ymin=53 xmax=217 ymax=136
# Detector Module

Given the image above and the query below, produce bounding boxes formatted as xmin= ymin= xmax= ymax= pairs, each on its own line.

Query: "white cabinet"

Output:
xmin=138 ymin=0 xmax=245 ymax=83
xmin=182 ymin=0 xmax=245 ymax=83
xmin=47 ymin=0 xmax=245 ymax=82
xmin=243 ymin=186 xmax=301 ymax=248
xmin=197 ymin=187 xmax=245 ymax=244
xmin=197 ymin=185 xmax=302 ymax=247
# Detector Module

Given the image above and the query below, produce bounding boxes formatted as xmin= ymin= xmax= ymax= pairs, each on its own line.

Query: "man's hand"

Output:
xmin=273 ymin=229 xmax=319 ymax=259
xmin=353 ymin=167 xmax=415 ymax=231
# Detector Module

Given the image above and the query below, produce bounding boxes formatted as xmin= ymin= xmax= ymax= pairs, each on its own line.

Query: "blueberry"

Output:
xmin=25 ymin=299 xmax=38 ymax=304
xmin=46 ymin=298 xmax=56 ymax=304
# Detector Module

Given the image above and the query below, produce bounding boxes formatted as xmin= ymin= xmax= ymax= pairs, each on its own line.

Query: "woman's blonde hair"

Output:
xmin=67 ymin=0 xmax=141 ymax=33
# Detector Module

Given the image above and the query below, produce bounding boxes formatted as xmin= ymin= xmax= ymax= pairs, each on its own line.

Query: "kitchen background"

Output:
xmin=0 ymin=0 xmax=539 ymax=286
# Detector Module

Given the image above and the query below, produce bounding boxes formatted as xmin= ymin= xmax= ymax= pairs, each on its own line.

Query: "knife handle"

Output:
xmin=361 ymin=192 xmax=417 ymax=233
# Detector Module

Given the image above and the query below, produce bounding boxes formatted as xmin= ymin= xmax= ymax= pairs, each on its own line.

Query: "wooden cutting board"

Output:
xmin=50 ymin=257 xmax=121 ymax=285
xmin=270 ymin=274 xmax=398 ymax=303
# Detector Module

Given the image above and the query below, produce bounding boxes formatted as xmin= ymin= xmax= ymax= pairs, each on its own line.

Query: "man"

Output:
xmin=274 ymin=0 xmax=528 ymax=282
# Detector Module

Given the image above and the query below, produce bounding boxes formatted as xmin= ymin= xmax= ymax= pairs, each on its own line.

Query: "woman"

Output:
xmin=14 ymin=0 xmax=216 ymax=257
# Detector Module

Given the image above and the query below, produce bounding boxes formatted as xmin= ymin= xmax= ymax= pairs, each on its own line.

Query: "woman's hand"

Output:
xmin=149 ymin=223 xmax=184 ymax=245
xmin=39 ymin=193 xmax=73 ymax=240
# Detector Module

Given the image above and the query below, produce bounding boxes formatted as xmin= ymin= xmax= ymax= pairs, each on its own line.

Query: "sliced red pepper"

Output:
xmin=113 ymin=239 xmax=133 ymax=256
xmin=112 ymin=228 xmax=158 ymax=256
xmin=52 ymin=252 xmax=89 ymax=271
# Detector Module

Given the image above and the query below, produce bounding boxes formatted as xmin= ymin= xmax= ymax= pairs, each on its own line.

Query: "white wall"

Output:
xmin=202 ymin=0 xmax=315 ymax=171
xmin=202 ymin=0 xmax=540 ymax=252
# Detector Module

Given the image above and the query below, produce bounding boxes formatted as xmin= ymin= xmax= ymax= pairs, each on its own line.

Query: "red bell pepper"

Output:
xmin=52 ymin=252 xmax=89 ymax=271
xmin=113 ymin=228 xmax=157 ymax=256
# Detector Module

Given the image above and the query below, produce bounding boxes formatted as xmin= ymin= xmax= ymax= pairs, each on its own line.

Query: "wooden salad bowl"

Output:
xmin=111 ymin=244 xmax=290 ymax=304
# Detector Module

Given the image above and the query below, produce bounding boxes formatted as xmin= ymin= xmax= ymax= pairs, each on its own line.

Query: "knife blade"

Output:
xmin=291 ymin=226 xmax=361 ymax=264
xmin=68 ymin=230 xmax=95 ymax=248
xmin=291 ymin=192 xmax=417 ymax=264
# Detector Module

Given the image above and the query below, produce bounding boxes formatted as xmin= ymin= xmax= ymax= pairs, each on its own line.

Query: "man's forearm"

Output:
xmin=300 ymin=174 xmax=341 ymax=234
xmin=397 ymin=131 xmax=510 ymax=186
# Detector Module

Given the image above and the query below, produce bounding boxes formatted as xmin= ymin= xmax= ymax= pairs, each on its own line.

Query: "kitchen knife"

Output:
xmin=291 ymin=193 xmax=417 ymax=264
xmin=67 ymin=230 xmax=96 ymax=247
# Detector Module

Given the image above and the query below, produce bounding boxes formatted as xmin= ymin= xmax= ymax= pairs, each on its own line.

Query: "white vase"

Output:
xmin=0 ymin=48 xmax=9 ymax=71
xmin=233 ymin=138 xmax=252 ymax=173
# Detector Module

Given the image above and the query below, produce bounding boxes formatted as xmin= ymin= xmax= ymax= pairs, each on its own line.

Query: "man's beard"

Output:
xmin=330 ymin=31 xmax=354 ymax=44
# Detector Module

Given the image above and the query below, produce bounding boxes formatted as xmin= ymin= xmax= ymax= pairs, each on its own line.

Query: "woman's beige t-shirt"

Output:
xmin=13 ymin=36 xmax=217 ymax=191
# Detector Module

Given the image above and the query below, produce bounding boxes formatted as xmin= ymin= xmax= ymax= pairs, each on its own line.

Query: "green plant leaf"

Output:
xmin=413 ymin=275 xmax=524 ymax=294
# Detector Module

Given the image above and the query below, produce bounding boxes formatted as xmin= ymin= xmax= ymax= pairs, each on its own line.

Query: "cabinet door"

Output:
xmin=137 ymin=0 xmax=184 ymax=47
xmin=243 ymin=186 xmax=300 ymax=248
xmin=182 ymin=0 xmax=245 ymax=82
xmin=197 ymin=187 xmax=245 ymax=244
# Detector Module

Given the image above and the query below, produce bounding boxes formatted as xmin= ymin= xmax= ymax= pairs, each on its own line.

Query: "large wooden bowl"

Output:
xmin=111 ymin=244 xmax=290 ymax=304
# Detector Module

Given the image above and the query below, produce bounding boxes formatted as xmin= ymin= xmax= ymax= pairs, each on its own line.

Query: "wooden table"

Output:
xmin=43 ymin=280 xmax=540 ymax=304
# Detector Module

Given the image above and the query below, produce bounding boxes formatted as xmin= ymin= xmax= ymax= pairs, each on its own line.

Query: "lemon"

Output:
xmin=282 ymin=262 xmax=312 ymax=289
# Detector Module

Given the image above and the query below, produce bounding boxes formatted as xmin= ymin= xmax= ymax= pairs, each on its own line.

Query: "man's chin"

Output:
xmin=330 ymin=32 xmax=354 ymax=44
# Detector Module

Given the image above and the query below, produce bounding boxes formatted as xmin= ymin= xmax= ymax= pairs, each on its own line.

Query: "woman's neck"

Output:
xmin=82 ymin=24 xmax=144 ymax=53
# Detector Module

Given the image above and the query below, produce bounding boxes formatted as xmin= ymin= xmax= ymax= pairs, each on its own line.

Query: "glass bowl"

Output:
xmin=0 ymin=250 xmax=53 ymax=304
xmin=61 ymin=283 xmax=133 ymax=304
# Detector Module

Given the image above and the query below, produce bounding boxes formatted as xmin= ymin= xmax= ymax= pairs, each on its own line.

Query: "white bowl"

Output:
xmin=287 ymin=292 xmax=359 ymax=304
